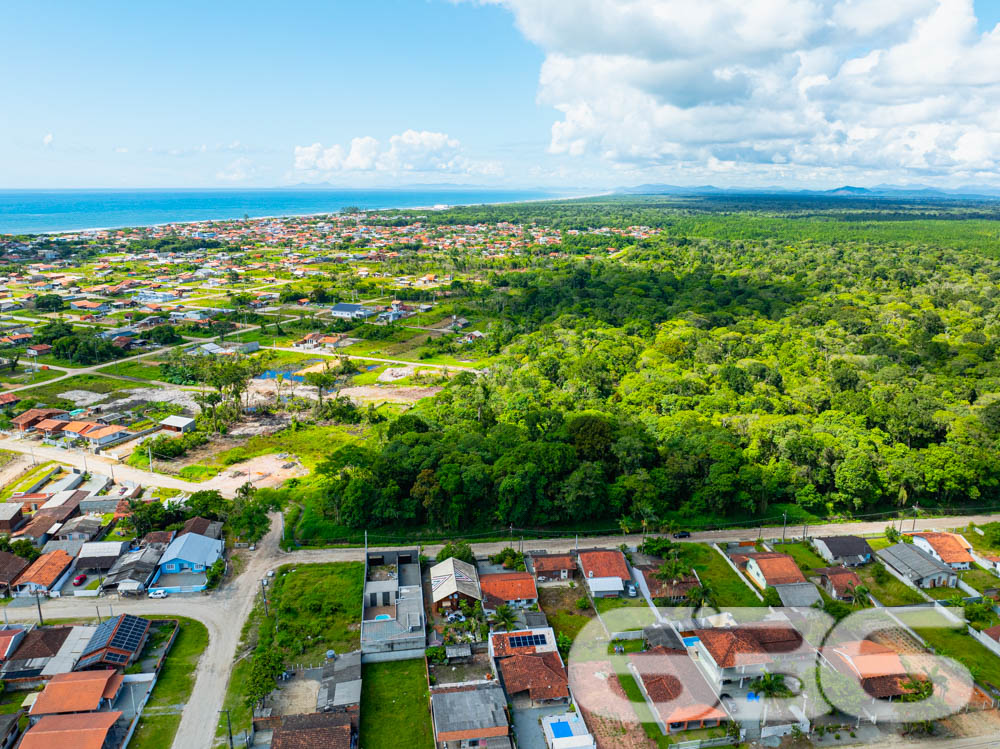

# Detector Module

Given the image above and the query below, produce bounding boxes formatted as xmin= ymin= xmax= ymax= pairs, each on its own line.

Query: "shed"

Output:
xmin=160 ymin=415 xmax=196 ymax=433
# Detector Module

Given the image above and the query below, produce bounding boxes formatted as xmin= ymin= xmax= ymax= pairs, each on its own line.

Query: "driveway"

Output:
xmin=511 ymin=705 xmax=570 ymax=749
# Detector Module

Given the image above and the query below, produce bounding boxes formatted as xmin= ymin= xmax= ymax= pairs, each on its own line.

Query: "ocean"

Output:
xmin=0 ymin=188 xmax=566 ymax=234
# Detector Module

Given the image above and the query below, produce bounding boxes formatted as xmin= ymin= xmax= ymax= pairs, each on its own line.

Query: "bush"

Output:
xmin=425 ymin=646 xmax=446 ymax=665
xmin=575 ymin=596 xmax=590 ymax=611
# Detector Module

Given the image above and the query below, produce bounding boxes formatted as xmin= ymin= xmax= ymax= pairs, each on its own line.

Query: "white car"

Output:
xmin=148 ymin=590 xmax=169 ymax=599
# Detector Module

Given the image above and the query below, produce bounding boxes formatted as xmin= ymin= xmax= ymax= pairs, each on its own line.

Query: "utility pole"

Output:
xmin=781 ymin=512 xmax=787 ymax=543
xmin=96 ymin=606 xmax=102 ymax=624
xmin=912 ymin=504 xmax=919 ymax=532
xmin=220 ymin=709 xmax=234 ymax=749
xmin=260 ymin=578 xmax=270 ymax=617
xmin=148 ymin=444 xmax=153 ymax=473
xmin=34 ymin=591 xmax=43 ymax=626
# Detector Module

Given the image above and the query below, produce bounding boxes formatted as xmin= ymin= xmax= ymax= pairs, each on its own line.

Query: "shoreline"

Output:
xmin=0 ymin=189 xmax=608 ymax=236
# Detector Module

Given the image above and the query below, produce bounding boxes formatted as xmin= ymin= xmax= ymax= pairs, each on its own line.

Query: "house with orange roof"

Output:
xmin=629 ymin=646 xmax=730 ymax=734
xmin=817 ymin=567 xmax=863 ymax=601
xmin=578 ymin=549 xmax=632 ymax=598
xmin=10 ymin=549 xmax=74 ymax=596
xmin=730 ymin=552 xmax=806 ymax=589
xmin=529 ymin=553 xmax=576 ymax=582
xmin=479 ymin=572 xmax=538 ymax=614
xmin=496 ymin=651 xmax=568 ymax=707
xmin=29 ymin=669 xmax=124 ymax=718
xmin=908 ymin=532 xmax=974 ymax=570
xmin=824 ymin=640 xmax=921 ymax=700
xmin=19 ymin=711 xmax=123 ymax=749
xmin=688 ymin=624 xmax=809 ymax=690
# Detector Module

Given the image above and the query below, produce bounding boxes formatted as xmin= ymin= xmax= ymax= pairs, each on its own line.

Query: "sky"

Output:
xmin=2 ymin=0 xmax=1000 ymax=190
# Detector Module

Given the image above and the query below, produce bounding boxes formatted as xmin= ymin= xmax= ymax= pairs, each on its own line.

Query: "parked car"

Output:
xmin=672 ymin=531 xmax=691 ymax=538
xmin=446 ymin=612 xmax=466 ymax=623
xmin=72 ymin=574 xmax=87 ymax=587
xmin=148 ymin=589 xmax=169 ymax=599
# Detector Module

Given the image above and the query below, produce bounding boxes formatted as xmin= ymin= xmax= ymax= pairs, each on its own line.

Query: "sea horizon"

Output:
xmin=0 ymin=187 xmax=580 ymax=235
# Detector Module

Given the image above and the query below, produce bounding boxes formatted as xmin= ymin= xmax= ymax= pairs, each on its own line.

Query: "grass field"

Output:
xmin=0 ymin=366 xmax=63 ymax=386
xmin=679 ymin=543 xmax=763 ymax=607
xmin=0 ymin=460 xmax=61 ymax=501
xmin=866 ymin=536 xmax=894 ymax=551
xmin=856 ymin=564 xmax=926 ymax=606
xmin=772 ymin=542 xmax=827 ymax=571
xmin=268 ymin=562 xmax=364 ymax=662
xmin=910 ymin=613 xmax=1000 ymax=686
xmin=20 ymin=373 xmax=136 ymax=409
xmin=359 ymin=660 xmax=433 ymax=749
xmin=615 ymin=669 xmax=672 ymax=748
xmin=127 ymin=617 xmax=210 ymax=749
xmin=960 ymin=565 xmax=1000 ymax=594
xmin=539 ymin=586 xmax=598 ymax=643
xmin=96 ymin=358 xmax=165 ymax=381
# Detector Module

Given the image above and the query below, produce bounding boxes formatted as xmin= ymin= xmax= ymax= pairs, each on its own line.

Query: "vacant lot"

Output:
xmin=856 ymin=564 xmax=926 ymax=606
xmin=539 ymin=585 xmax=597 ymax=643
xmin=359 ymin=660 xmax=433 ymax=749
xmin=772 ymin=542 xmax=827 ymax=571
xmin=678 ymin=543 xmax=763 ymax=607
xmin=269 ymin=562 xmax=364 ymax=663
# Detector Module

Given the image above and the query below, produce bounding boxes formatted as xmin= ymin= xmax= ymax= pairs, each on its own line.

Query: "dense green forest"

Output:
xmin=304 ymin=196 xmax=1000 ymax=537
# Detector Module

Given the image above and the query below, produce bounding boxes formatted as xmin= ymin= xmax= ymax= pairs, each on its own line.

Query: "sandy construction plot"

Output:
xmin=339 ymin=384 xmax=441 ymax=404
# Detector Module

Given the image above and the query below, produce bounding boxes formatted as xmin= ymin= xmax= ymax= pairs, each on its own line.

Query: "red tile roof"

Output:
xmin=14 ymin=549 xmax=73 ymax=589
xmin=480 ymin=572 xmax=538 ymax=603
xmin=752 ymin=555 xmax=806 ymax=585
xmin=693 ymin=626 xmax=804 ymax=669
xmin=637 ymin=565 xmax=698 ymax=600
xmin=19 ymin=711 xmax=122 ymax=749
xmin=531 ymin=554 xmax=575 ymax=575
xmin=631 ymin=646 xmax=728 ymax=726
xmin=30 ymin=669 xmax=123 ymax=716
xmin=578 ymin=550 xmax=630 ymax=581
xmin=909 ymin=532 xmax=974 ymax=565
xmin=498 ymin=651 xmax=568 ymax=701
xmin=272 ymin=722 xmax=352 ymax=749
xmin=818 ymin=567 xmax=862 ymax=597
xmin=491 ymin=629 xmax=555 ymax=658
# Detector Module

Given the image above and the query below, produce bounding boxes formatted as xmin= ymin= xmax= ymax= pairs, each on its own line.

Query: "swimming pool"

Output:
xmin=682 ymin=636 xmax=700 ymax=647
xmin=550 ymin=721 xmax=573 ymax=739
xmin=374 ymin=614 xmax=391 ymax=621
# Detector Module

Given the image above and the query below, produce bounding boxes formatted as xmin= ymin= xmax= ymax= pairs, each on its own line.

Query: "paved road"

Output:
xmin=11 ymin=503 xmax=1000 ymax=749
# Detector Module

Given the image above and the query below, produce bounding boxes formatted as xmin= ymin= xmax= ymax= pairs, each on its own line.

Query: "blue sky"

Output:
xmin=3 ymin=0 xmax=1000 ymax=189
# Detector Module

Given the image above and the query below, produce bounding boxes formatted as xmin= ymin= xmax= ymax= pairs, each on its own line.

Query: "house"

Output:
xmin=18 ymin=711 xmax=123 ymax=749
xmin=430 ymin=682 xmax=511 ymax=749
xmin=330 ymin=302 xmax=376 ymax=320
xmin=316 ymin=650 xmax=361 ymax=724
xmin=29 ymin=669 xmax=124 ymax=717
xmin=0 ymin=552 xmax=28 ymax=594
xmin=0 ymin=712 xmax=22 ymax=749
xmin=496 ymin=650 xmax=569 ymax=706
xmin=688 ymin=623 xmax=808 ymax=690
xmin=1 ymin=626 xmax=72 ymax=681
xmin=361 ymin=549 xmax=425 ymax=659
xmin=430 ymin=557 xmax=482 ymax=613
xmin=0 ymin=393 xmax=20 ymax=408
xmin=151 ymin=532 xmax=223 ymax=592
xmin=11 ymin=408 xmax=67 ymax=432
xmin=630 ymin=646 xmax=729 ymax=734
xmin=160 ymin=415 xmax=196 ymax=433
xmin=70 ymin=299 xmax=108 ymax=314
xmin=271 ymin=713 xmax=355 ymax=749
xmin=530 ymin=553 xmax=576 ymax=582
xmin=75 ymin=614 xmax=151 ymax=670
xmin=908 ymin=532 xmax=974 ymax=570
xmin=578 ymin=550 xmax=631 ymax=598
xmin=10 ymin=550 xmax=74 ymax=596
xmin=490 ymin=627 xmax=559 ymax=660
xmin=814 ymin=536 xmax=874 ymax=567
xmin=733 ymin=552 xmax=806 ymax=589
xmin=177 ymin=516 xmax=223 ymax=540
xmin=817 ymin=567 xmax=863 ymax=601
xmin=75 ymin=542 xmax=127 ymax=573
xmin=636 ymin=565 xmax=699 ymax=604
xmin=876 ymin=543 xmax=957 ymax=589
xmin=0 ymin=627 xmax=26 ymax=662
xmin=54 ymin=515 xmax=102 ymax=542
xmin=0 ymin=504 xmax=25 ymax=533
xmin=100 ymin=545 xmax=162 ymax=593
xmin=824 ymin=640 xmax=919 ymax=700
xmin=480 ymin=572 xmax=538 ymax=613
xmin=25 ymin=344 xmax=52 ymax=357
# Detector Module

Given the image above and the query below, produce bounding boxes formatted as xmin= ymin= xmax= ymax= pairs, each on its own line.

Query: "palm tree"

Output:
xmin=684 ymin=583 xmax=716 ymax=610
xmin=751 ymin=670 xmax=789 ymax=698
xmin=619 ymin=516 xmax=631 ymax=545
xmin=493 ymin=604 xmax=517 ymax=632
xmin=849 ymin=584 xmax=870 ymax=608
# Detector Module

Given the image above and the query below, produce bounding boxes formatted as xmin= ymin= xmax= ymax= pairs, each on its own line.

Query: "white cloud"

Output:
xmin=216 ymin=157 xmax=255 ymax=182
xmin=42 ymin=133 xmax=53 ymax=147
xmin=471 ymin=0 xmax=1000 ymax=184
xmin=293 ymin=129 xmax=502 ymax=179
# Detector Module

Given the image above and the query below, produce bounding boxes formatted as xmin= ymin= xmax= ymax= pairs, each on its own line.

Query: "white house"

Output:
xmin=908 ymin=532 xmax=973 ymax=571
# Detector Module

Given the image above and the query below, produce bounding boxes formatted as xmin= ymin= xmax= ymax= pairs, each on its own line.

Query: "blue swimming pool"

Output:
xmin=682 ymin=636 xmax=700 ymax=647
xmin=550 ymin=721 xmax=573 ymax=739
xmin=374 ymin=614 xmax=391 ymax=621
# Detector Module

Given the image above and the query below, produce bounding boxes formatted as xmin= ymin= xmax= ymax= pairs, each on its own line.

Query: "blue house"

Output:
xmin=149 ymin=532 xmax=223 ymax=593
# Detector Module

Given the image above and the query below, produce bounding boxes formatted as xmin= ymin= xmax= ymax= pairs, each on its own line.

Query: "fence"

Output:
xmin=712 ymin=543 xmax=764 ymax=601
xmin=674 ymin=738 xmax=735 ymax=749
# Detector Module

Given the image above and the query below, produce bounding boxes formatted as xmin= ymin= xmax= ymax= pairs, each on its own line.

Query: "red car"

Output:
xmin=72 ymin=574 xmax=88 ymax=587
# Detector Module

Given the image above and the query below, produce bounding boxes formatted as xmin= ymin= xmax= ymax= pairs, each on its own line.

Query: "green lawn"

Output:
xmin=96 ymin=358 xmax=165 ymax=381
xmin=595 ymin=595 xmax=649 ymax=614
xmin=0 ymin=693 xmax=25 ymax=715
xmin=268 ymin=562 xmax=364 ymax=662
xmin=923 ymin=586 xmax=963 ymax=600
xmin=772 ymin=542 xmax=827 ymax=571
xmin=866 ymin=536 xmax=894 ymax=552
xmin=216 ymin=656 xmax=253 ymax=739
xmin=910 ymin=613 xmax=1000 ymax=686
xmin=855 ymin=564 xmax=926 ymax=606
xmin=128 ymin=617 xmax=210 ymax=749
xmin=615 ymin=669 xmax=671 ymax=748
xmin=678 ymin=543 xmax=763 ymax=607
xmin=960 ymin=565 xmax=1000 ymax=594
xmin=0 ymin=366 xmax=63 ymax=385
xmin=0 ymin=460 xmax=61 ymax=501
xmin=359 ymin=660 xmax=433 ymax=749
xmin=19 ymin=374 xmax=138 ymax=409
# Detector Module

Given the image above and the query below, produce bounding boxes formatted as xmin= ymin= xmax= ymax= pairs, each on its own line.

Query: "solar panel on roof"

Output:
xmin=508 ymin=633 xmax=546 ymax=649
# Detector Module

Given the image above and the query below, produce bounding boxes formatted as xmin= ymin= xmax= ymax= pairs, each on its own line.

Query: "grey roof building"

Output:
xmin=361 ymin=550 xmax=425 ymax=658
xmin=317 ymin=650 xmax=362 ymax=718
xmin=774 ymin=582 xmax=823 ymax=608
xmin=77 ymin=541 xmax=127 ymax=572
xmin=876 ymin=543 xmax=957 ymax=589
xmin=101 ymin=546 xmax=162 ymax=592
xmin=431 ymin=682 xmax=511 ymax=749
xmin=814 ymin=536 xmax=874 ymax=567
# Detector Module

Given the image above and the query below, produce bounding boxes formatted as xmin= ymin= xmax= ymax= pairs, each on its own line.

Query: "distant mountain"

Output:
xmin=616 ymin=183 xmax=1000 ymax=199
